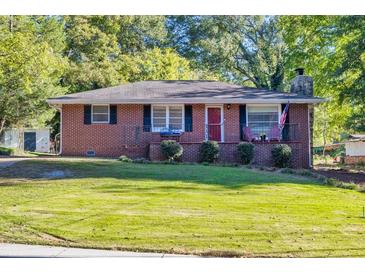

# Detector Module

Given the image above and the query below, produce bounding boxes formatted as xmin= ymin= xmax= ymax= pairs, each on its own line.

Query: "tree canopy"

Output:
xmin=0 ymin=15 xmax=363 ymax=146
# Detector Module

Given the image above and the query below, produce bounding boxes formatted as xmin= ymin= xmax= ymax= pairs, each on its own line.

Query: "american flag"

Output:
xmin=279 ymin=103 xmax=289 ymax=130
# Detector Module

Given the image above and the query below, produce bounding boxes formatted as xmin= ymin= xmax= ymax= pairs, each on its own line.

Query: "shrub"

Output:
xmin=236 ymin=143 xmax=255 ymax=164
xmin=272 ymin=144 xmax=292 ymax=168
xmin=199 ymin=141 xmax=219 ymax=163
xmin=118 ymin=155 xmax=132 ymax=162
xmin=160 ymin=140 xmax=183 ymax=161
xmin=0 ymin=147 xmax=15 ymax=156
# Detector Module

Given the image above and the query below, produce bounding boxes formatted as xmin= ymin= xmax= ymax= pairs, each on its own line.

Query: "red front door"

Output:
xmin=207 ymin=107 xmax=222 ymax=141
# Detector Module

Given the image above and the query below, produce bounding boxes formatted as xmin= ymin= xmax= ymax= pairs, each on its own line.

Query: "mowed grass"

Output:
xmin=0 ymin=159 xmax=365 ymax=257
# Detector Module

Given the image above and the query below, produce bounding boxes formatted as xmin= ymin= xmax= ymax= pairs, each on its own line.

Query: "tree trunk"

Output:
xmin=0 ymin=118 xmax=6 ymax=136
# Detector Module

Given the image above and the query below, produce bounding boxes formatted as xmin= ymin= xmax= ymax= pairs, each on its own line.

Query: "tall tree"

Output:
xmin=63 ymin=16 xmax=168 ymax=92
xmin=335 ymin=16 xmax=365 ymax=132
xmin=0 ymin=16 xmax=66 ymax=134
xmin=119 ymin=48 xmax=218 ymax=82
xmin=279 ymin=15 xmax=364 ymax=146
xmin=167 ymin=16 xmax=286 ymax=90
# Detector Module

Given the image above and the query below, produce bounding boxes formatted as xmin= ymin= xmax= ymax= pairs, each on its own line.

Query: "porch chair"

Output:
xmin=243 ymin=127 xmax=254 ymax=142
xmin=269 ymin=124 xmax=281 ymax=141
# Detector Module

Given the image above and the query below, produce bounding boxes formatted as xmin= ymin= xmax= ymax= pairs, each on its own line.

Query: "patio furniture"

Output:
xmin=243 ymin=127 xmax=254 ymax=142
xmin=269 ymin=124 xmax=281 ymax=141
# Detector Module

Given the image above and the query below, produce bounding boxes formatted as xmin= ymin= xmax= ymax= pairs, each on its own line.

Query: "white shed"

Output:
xmin=344 ymin=134 xmax=365 ymax=164
xmin=0 ymin=128 xmax=50 ymax=153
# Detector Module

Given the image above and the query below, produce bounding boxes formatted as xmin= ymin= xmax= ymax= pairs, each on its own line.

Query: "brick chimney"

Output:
xmin=290 ymin=68 xmax=313 ymax=96
xmin=290 ymin=68 xmax=314 ymax=167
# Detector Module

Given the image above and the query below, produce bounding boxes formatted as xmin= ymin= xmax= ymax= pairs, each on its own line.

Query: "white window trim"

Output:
xmin=246 ymin=104 xmax=281 ymax=127
xmin=151 ymin=104 xmax=185 ymax=132
xmin=205 ymin=104 xmax=224 ymax=142
xmin=91 ymin=104 xmax=110 ymax=124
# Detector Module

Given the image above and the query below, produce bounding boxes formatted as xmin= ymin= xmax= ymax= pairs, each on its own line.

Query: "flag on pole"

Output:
xmin=279 ymin=103 xmax=289 ymax=131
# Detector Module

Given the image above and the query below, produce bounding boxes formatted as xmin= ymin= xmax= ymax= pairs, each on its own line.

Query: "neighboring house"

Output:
xmin=344 ymin=134 xmax=365 ymax=164
xmin=0 ymin=128 xmax=50 ymax=153
xmin=47 ymin=68 xmax=325 ymax=168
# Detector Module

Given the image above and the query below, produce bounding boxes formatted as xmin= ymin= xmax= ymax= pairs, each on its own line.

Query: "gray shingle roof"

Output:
xmin=47 ymin=80 xmax=325 ymax=104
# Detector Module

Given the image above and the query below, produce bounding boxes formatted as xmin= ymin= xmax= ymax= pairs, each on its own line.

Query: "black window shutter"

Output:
xmin=143 ymin=105 xmax=151 ymax=132
xmin=239 ymin=105 xmax=246 ymax=140
xmin=109 ymin=105 xmax=117 ymax=124
xmin=184 ymin=105 xmax=193 ymax=132
xmin=84 ymin=105 xmax=91 ymax=124
xmin=281 ymin=104 xmax=290 ymax=140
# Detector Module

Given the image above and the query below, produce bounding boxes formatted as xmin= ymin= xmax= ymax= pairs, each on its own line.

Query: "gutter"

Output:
xmin=46 ymin=98 xmax=327 ymax=105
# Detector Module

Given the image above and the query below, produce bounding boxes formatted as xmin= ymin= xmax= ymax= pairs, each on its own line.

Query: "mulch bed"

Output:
xmin=313 ymin=168 xmax=365 ymax=185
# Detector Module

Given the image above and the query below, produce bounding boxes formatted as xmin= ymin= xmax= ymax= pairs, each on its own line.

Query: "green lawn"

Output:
xmin=0 ymin=159 xmax=365 ymax=257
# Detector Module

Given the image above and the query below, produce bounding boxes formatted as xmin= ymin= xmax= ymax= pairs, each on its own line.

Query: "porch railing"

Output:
xmin=96 ymin=122 xmax=300 ymax=147
xmin=205 ymin=123 xmax=224 ymax=142
xmin=241 ymin=123 xmax=300 ymax=142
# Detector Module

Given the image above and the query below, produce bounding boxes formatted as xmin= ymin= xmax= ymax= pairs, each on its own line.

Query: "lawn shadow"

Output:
xmin=0 ymin=159 xmax=326 ymax=190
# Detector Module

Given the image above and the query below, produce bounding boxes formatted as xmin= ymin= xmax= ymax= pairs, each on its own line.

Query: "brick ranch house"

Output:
xmin=47 ymin=69 xmax=325 ymax=168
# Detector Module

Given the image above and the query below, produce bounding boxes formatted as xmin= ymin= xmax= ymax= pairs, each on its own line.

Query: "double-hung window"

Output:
xmin=92 ymin=105 xmax=109 ymax=123
xmin=152 ymin=105 xmax=184 ymax=132
xmin=247 ymin=105 xmax=279 ymax=137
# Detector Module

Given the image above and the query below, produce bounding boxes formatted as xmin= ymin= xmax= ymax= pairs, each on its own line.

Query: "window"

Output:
xmin=247 ymin=105 xmax=279 ymax=137
xmin=152 ymin=105 xmax=184 ymax=132
xmin=92 ymin=105 xmax=109 ymax=123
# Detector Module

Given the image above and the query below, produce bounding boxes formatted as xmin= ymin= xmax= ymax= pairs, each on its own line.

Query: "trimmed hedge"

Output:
xmin=237 ymin=142 xmax=255 ymax=164
xmin=272 ymin=144 xmax=292 ymax=168
xmin=160 ymin=140 xmax=183 ymax=161
xmin=199 ymin=141 xmax=219 ymax=163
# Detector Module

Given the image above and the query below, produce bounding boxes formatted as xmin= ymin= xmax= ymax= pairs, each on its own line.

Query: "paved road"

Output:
xmin=0 ymin=243 xmax=194 ymax=258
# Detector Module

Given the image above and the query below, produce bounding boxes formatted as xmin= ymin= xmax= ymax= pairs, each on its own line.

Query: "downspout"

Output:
xmin=54 ymin=105 xmax=62 ymax=155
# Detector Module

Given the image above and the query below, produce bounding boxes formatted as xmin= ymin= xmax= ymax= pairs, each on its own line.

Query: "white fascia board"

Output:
xmin=47 ymin=97 xmax=327 ymax=105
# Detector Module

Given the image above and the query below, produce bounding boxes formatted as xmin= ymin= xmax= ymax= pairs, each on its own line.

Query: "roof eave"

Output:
xmin=47 ymin=98 xmax=326 ymax=105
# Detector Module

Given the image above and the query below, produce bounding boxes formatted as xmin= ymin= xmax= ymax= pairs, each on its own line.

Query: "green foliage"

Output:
xmin=0 ymin=147 xmax=15 ymax=156
xmin=160 ymin=140 xmax=183 ymax=161
xmin=62 ymin=16 xmax=169 ymax=93
xmin=120 ymin=48 xmax=203 ymax=82
xmin=0 ymin=15 xmax=363 ymax=145
xmin=279 ymin=15 xmax=364 ymax=144
xmin=199 ymin=141 xmax=219 ymax=163
xmin=272 ymin=144 xmax=292 ymax=168
xmin=167 ymin=16 xmax=285 ymax=90
xmin=236 ymin=142 xmax=255 ymax=164
xmin=0 ymin=16 xmax=67 ymax=134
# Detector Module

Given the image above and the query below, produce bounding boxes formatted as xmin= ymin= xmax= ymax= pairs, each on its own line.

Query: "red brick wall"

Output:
xmin=150 ymin=142 xmax=304 ymax=168
xmin=289 ymin=104 xmax=310 ymax=168
xmin=61 ymin=104 xmax=152 ymax=157
xmin=61 ymin=103 xmax=310 ymax=168
xmin=223 ymin=104 xmax=240 ymax=142
xmin=180 ymin=104 xmax=205 ymax=142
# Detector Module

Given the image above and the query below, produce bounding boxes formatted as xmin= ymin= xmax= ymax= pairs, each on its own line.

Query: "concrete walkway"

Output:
xmin=0 ymin=243 xmax=194 ymax=258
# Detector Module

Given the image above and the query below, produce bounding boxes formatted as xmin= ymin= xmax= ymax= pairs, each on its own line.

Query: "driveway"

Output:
xmin=0 ymin=243 xmax=195 ymax=258
xmin=0 ymin=158 xmax=29 ymax=169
